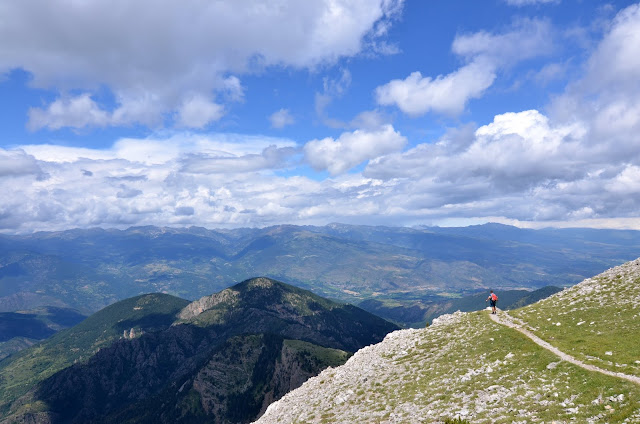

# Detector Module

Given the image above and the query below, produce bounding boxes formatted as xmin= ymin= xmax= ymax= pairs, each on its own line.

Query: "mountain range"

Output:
xmin=0 ymin=277 xmax=398 ymax=423
xmin=2 ymin=223 xmax=640 ymax=323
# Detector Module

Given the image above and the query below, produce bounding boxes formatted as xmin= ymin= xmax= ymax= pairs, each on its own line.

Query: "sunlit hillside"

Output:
xmin=255 ymin=259 xmax=640 ymax=423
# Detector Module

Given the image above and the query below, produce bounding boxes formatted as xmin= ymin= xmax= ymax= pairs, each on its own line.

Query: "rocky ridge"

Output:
xmin=177 ymin=286 xmax=240 ymax=320
xmin=254 ymin=260 xmax=640 ymax=423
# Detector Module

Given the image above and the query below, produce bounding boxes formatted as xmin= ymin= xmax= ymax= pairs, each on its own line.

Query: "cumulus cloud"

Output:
xmin=175 ymin=206 xmax=195 ymax=216
xmin=21 ymin=132 xmax=298 ymax=165
xmin=366 ymin=110 xmax=584 ymax=187
xmin=0 ymin=0 xmax=403 ymax=130
xmin=117 ymin=186 xmax=143 ymax=199
xmin=375 ymin=63 xmax=496 ymax=116
xmin=376 ymin=19 xmax=553 ymax=116
xmin=269 ymin=109 xmax=295 ymax=128
xmin=0 ymin=132 xmax=303 ymax=233
xmin=362 ymin=3 xmax=640 ymax=226
xmin=304 ymin=124 xmax=406 ymax=175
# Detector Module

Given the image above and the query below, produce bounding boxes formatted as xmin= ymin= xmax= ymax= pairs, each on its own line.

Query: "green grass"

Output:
xmin=393 ymin=312 xmax=640 ymax=422
xmin=284 ymin=339 xmax=351 ymax=369
xmin=511 ymin=271 xmax=640 ymax=377
xmin=269 ymin=308 xmax=640 ymax=423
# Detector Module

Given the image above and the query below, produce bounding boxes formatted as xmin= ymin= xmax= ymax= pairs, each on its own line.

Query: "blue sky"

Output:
xmin=1 ymin=0 xmax=640 ymax=233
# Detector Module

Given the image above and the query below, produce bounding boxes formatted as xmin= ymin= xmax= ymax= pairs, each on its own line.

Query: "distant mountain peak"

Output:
xmin=245 ymin=276 xmax=278 ymax=289
xmin=177 ymin=277 xmax=335 ymax=323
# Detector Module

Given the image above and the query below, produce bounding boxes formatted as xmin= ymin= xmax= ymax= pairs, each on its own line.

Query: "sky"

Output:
xmin=1 ymin=0 xmax=640 ymax=234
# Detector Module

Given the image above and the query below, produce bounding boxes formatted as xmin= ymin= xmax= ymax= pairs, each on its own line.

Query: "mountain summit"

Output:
xmin=0 ymin=278 xmax=398 ymax=424
xmin=255 ymin=260 xmax=640 ymax=423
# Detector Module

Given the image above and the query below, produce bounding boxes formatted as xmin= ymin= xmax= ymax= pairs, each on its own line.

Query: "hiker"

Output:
xmin=486 ymin=290 xmax=498 ymax=314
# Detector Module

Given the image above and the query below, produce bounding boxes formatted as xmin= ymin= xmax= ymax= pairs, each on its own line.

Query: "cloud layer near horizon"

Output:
xmin=2 ymin=3 xmax=640 ymax=233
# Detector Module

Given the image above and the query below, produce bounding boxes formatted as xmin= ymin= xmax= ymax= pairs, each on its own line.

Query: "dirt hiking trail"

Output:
xmin=489 ymin=310 xmax=640 ymax=386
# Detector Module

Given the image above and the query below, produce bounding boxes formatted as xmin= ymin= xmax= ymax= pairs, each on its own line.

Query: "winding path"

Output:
xmin=489 ymin=310 xmax=640 ymax=386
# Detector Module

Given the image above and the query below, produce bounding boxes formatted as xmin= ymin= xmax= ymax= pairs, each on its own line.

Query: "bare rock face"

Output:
xmin=177 ymin=288 xmax=240 ymax=320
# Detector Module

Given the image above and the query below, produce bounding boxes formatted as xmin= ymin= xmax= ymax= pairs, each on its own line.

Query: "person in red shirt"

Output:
xmin=486 ymin=290 xmax=498 ymax=314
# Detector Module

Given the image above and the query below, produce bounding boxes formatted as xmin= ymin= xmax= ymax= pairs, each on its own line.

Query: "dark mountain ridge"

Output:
xmin=0 ymin=278 xmax=398 ymax=424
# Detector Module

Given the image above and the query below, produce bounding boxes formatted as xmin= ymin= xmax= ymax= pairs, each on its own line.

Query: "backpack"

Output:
xmin=491 ymin=293 xmax=498 ymax=301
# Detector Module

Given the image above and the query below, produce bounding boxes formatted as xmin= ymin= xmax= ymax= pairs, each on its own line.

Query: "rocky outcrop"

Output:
xmin=177 ymin=288 xmax=240 ymax=320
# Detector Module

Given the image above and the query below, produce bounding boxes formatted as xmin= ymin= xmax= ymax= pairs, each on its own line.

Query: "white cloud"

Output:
xmin=375 ymin=63 xmax=496 ymax=116
xmin=221 ymin=76 xmax=245 ymax=102
xmin=376 ymin=19 xmax=553 ymax=117
xmin=28 ymin=94 xmax=110 ymax=131
xmin=551 ymin=3 xmax=640 ymax=155
xmin=304 ymin=124 xmax=406 ymax=175
xmin=176 ymin=95 xmax=225 ymax=129
xmin=27 ymin=92 xmax=224 ymax=131
xmin=584 ymin=3 xmax=640 ymax=90
xmin=269 ymin=109 xmax=295 ymax=128
xmin=0 ymin=149 xmax=43 ymax=177
xmin=366 ymin=110 xmax=585 ymax=187
xmin=21 ymin=132 xmax=298 ymax=165
xmin=181 ymin=145 xmax=297 ymax=174
xmin=0 ymin=0 xmax=403 ymax=130
xmin=361 ymin=104 xmax=640 ymax=223
xmin=451 ymin=18 xmax=553 ymax=65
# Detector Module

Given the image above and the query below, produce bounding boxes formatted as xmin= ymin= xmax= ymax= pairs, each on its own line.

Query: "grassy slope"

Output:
xmin=284 ymin=339 xmax=352 ymax=369
xmin=258 ymin=311 xmax=640 ymax=423
xmin=510 ymin=258 xmax=640 ymax=378
xmin=256 ymin=259 xmax=640 ymax=423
